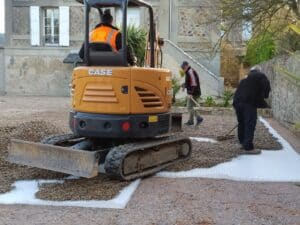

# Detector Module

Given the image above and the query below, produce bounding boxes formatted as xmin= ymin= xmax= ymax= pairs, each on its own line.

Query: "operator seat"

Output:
xmin=89 ymin=42 xmax=114 ymax=52
xmin=88 ymin=42 xmax=125 ymax=66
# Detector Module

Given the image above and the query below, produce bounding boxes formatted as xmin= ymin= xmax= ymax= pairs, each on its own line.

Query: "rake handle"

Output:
xmin=190 ymin=96 xmax=238 ymax=138
xmin=190 ymin=97 xmax=201 ymax=108
xmin=224 ymin=124 xmax=238 ymax=136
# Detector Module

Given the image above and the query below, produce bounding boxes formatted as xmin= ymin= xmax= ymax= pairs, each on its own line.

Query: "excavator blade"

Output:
xmin=7 ymin=139 xmax=99 ymax=178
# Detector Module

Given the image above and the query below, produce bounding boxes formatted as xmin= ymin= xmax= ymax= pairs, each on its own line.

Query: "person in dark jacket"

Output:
xmin=181 ymin=61 xmax=203 ymax=126
xmin=233 ymin=66 xmax=271 ymax=154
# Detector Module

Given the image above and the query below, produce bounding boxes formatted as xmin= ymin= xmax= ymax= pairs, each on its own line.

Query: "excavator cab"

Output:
xmin=79 ymin=0 xmax=156 ymax=67
xmin=8 ymin=0 xmax=192 ymax=180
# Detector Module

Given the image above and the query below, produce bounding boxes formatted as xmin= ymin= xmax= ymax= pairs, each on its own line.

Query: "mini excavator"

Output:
xmin=7 ymin=0 xmax=192 ymax=180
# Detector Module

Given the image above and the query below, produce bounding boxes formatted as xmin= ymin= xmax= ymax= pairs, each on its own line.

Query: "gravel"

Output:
xmin=37 ymin=176 xmax=130 ymax=201
xmin=0 ymin=121 xmax=66 ymax=193
xmin=0 ymin=121 xmax=130 ymax=200
xmin=182 ymin=115 xmax=282 ymax=150
xmin=0 ymin=114 xmax=282 ymax=201
xmin=0 ymin=97 xmax=296 ymax=225
xmin=167 ymin=115 xmax=282 ymax=172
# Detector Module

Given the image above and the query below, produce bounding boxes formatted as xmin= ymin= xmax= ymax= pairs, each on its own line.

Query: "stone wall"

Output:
xmin=4 ymin=1 xmax=84 ymax=96
xmin=170 ymin=0 xmax=221 ymax=75
xmin=6 ymin=3 xmax=92 ymax=48
xmin=143 ymin=0 xmax=221 ymax=75
xmin=261 ymin=53 xmax=300 ymax=127
xmin=3 ymin=0 xmax=222 ymax=96
xmin=5 ymin=48 xmax=73 ymax=96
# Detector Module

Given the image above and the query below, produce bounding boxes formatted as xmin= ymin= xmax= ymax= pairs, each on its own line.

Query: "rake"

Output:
xmin=190 ymin=97 xmax=237 ymax=141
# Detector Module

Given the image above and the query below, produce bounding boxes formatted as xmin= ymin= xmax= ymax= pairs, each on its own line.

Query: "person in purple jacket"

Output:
xmin=181 ymin=61 xmax=203 ymax=126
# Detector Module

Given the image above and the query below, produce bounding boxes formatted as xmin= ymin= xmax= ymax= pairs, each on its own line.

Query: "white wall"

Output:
xmin=0 ymin=47 xmax=4 ymax=95
xmin=0 ymin=0 xmax=4 ymax=33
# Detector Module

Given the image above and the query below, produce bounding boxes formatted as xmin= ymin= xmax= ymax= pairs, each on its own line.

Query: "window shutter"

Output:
xmin=59 ymin=6 xmax=70 ymax=46
xmin=30 ymin=6 xmax=40 ymax=46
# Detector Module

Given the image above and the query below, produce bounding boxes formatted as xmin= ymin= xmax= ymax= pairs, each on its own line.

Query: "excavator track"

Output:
xmin=9 ymin=133 xmax=191 ymax=180
xmin=104 ymin=135 xmax=192 ymax=180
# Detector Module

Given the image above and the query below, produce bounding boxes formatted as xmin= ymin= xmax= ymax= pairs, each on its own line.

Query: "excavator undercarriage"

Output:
xmin=8 ymin=114 xmax=192 ymax=180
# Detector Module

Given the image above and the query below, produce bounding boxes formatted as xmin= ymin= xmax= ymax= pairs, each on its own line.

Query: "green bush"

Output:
xmin=293 ymin=121 xmax=300 ymax=131
xmin=172 ymin=77 xmax=181 ymax=101
xmin=127 ymin=25 xmax=147 ymax=67
xmin=245 ymin=32 xmax=276 ymax=66
xmin=203 ymin=96 xmax=216 ymax=107
xmin=222 ymin=88 xmax=234 ymax=107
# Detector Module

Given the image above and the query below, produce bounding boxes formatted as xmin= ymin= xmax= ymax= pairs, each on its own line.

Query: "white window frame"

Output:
xmin=30 ymin=6 xmax=40 ymax=46
xmin=59 ymin=6 xmax=70 ymax=47
xmin=43 ymin=7 xmax=60 ymax=46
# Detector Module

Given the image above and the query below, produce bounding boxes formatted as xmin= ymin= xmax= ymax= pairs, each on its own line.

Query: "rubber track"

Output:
xmin=41 ymin=133 xmax=82 ymax=145
xmin=104 ymin=135 xmax=192 ymax=181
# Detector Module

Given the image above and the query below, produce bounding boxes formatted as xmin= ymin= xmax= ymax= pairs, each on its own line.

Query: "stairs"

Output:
xmin=162 ymin=40 xmax=224 ymax=97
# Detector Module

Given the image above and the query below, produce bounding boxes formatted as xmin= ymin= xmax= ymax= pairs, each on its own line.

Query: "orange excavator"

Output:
xmin=7 ymin=0 xmax=192 ymax=180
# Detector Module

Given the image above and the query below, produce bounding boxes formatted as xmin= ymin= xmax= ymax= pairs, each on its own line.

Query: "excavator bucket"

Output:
xmin=7 ymin=139 xmax=100 ymax=178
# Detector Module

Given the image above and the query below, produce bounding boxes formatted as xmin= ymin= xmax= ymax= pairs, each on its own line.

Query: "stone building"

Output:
xmin=1 ymin=0 xmax=224 ymax=96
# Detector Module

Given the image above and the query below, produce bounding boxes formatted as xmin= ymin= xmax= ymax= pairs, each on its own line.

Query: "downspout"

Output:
xmin=168 ymin=0 xmax=171 ymax=40
xmin=122 ymin=0 xmax=128 ymax=66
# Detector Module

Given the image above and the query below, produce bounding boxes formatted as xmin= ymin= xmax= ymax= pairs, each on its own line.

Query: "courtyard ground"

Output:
xmin=0 ymin=96 xmax=299 ymax=225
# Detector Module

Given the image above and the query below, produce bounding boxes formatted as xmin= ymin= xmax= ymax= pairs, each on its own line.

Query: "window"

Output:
xmin=30 ymin=6 xmax=69 ymax=46
xmin=116 ymin=8 xmax=141 ymax=27
xmin=43 ymin=8 xmax=59 ymax=45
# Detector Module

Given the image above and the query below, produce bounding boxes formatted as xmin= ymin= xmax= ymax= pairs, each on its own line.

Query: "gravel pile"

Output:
xmin=0 ymin=121 xmax=130 ymax=200
xmin=0 ymin=121 xmax=66 ymax=193
xmin=0 ymin=115 xmax=282 ymax=201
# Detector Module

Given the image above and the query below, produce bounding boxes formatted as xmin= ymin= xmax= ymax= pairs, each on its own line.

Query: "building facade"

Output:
xmin=1 ymin=0 xmax=223 ymax=96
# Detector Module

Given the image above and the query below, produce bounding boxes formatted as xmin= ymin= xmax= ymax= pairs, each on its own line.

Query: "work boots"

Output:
xmin=196 ymin=116 xmax=203 ymax=126
xmin=184 ymin=121 xmax=194 ymax=126
xmin=185 ymin=117 xmax=204 ymax=127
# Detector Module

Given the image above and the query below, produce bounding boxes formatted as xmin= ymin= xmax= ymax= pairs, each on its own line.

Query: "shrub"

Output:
xmin=179 ymin=69 xmax=185 ymax=78
xmin=203 ymin=96 xmax=216 ymax=107
xmin=172 ymin=77 xmax=181 ymax=102
xmin=294 ymin=121 xmax=300 ymax=131
xmin=222 ymin=88 xmax=234 ymax=107
xmin=245 ymin=32 xmax=276 ymax=66
xmin=127 ymin=25 xmax=147 ymax=67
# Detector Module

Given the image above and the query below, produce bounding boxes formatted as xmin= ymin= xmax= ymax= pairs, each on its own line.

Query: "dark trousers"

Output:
xmin=234 ymin=103 xmax=257 ymax=150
